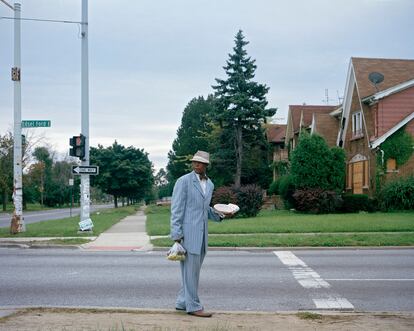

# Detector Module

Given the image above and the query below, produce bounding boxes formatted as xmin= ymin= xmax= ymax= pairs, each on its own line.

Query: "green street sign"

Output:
xmin=21 ymin=120 xmax=51 ymax=128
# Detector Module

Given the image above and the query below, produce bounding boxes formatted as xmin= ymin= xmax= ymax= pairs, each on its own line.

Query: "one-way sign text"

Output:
xmin=72 ymin=165 xmax=99 ymax=175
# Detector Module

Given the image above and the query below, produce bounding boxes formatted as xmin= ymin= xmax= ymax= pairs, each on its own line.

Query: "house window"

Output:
xmin=386 ymin=158 xmax=398 ymax=172
xmin=352 ymin=111 xmax=363 ymax=138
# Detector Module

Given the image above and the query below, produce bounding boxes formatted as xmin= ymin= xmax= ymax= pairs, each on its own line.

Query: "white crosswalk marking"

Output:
xmin=274 ymin=251 xmax=354 ymax=310
xmin=313 ymin=297 xmax=354 ymax=309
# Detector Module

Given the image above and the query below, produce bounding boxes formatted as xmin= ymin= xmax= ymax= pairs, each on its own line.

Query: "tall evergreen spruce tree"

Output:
xmin=212 ymin=30 xmax=275 ymax=187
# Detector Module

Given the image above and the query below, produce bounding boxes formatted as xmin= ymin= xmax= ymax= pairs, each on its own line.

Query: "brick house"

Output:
xmin=266 ymin=124 xmax=287 ymax=181
xmin=285 ymin=105 xmax=338 ymax=150
xmin=336 ymin=57 xmax=414 ymax=195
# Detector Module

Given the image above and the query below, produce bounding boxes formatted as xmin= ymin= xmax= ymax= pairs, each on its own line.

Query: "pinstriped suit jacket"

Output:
xmin=170 ymin=171 xmax=221 ymax=255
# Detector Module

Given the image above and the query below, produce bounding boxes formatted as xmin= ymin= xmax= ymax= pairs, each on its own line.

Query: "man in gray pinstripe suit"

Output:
xmin=170 ymin=150 xmax=230 ymax=317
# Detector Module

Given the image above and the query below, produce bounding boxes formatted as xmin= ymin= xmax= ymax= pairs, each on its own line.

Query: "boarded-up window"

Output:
xmin=386 ymin=158 xmax=397 ymax=172
xmin=353 ymin=162 xmax=363 ymax=194
xmin=350 ymin=160 xmax=369 ymax=194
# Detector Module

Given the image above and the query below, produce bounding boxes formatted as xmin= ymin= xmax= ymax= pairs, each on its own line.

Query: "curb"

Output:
xmin=0 ymin=243 xmax=30 ymax=249
xmin=2 ymin=243 xmax=413 ymax=251
xmin=151 ymin=245 xmax=414 ymax=252
xmin=0 ymin=243 xmax=80 ymax=250
xmin=2 ymin=305 xmax=414 ymax=316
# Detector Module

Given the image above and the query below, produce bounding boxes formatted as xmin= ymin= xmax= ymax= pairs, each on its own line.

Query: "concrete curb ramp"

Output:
xmin=81 ymin=210 xmax=153 ymax=251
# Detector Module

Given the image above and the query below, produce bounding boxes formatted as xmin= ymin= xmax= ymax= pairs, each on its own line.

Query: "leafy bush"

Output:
xmin=212 ymin=186 xmax=238 ymax=206
xmin=232 ymin=184 xmax=263 ymax=217
xmin=379 ymin=176 xmax=414 ymax=211
xmin=278 ymin=175 xmax=295 ymax=209
xmin=381 ymin=127 xmax=413 ymax=167
xmin=268 ymin=179 xmax=280 ymax=195
xmin=340 ymin=194 xmax=377 ymax=213
xmin=292 ymin=188 xmax=342 ymax=214
xmin=290 ymin=133 xmax=345 ymax=192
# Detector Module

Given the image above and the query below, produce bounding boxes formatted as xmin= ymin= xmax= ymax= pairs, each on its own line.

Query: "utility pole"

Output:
xmin=2 ymin=0 xmax=26 ymax=233
xmin=80 ymin=0 xmax=91 ymax=227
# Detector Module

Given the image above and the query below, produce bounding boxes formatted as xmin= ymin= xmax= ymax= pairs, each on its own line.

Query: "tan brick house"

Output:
xmin=336 ymin=57 xmax=414 ymax=195
xmin=266 ymin=124 xmax=287 ymax=181
xmin=285 ymin=105 xmax=339 ymax=150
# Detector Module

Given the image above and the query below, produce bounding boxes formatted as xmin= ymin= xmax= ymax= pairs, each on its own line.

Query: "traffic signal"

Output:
xmin=69 ymin=134 xmax=86 ymax=160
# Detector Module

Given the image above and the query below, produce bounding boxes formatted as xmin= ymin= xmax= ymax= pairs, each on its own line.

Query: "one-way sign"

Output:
xmin=72 ymin=165 xmax=99 ymax=175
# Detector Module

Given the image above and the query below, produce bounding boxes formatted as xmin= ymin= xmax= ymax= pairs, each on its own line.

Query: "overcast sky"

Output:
xmin=1 ymin=0 xmax=413 ymax=170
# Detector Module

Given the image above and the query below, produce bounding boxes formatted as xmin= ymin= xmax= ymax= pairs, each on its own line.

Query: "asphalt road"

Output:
xmin=0 ymin=248 xmax=413 ymax=311
xmin=0 ymin=204 xmax=114 ymax=228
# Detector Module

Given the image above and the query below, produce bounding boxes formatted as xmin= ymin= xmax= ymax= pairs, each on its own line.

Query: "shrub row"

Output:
xmin=269 ymin=175 xmax=414 ymax=213
xmin=212 ymin=184 xmax=263 ymax=218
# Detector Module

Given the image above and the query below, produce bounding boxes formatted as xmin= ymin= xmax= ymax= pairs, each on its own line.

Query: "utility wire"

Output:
xmin=0 ymin=16 xmax=86 ymax=25
xmin=0 ymin=0 xmax=14 ymax=11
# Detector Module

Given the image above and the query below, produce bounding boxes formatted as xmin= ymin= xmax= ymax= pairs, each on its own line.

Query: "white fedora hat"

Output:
xmin=190 ymin=150 xmax=210 ymax=164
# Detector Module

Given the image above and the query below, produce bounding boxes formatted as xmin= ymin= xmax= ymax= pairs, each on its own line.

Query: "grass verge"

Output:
xmin=0 ymin=205 xmax=138 ymax=238
xmin=151 ymin=232 xmax=414 ymax=247
xmin=1 ymin=203 xmax=79 ymax=212
xmin=146 ymin=205 xmax=414 ymax=236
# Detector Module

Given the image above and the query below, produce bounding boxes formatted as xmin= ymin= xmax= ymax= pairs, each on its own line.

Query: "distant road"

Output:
xmin=0 ymin=204 xmax=114 ymax=228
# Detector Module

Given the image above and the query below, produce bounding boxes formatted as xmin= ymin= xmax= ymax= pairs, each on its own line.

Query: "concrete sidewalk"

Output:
xmin=81 ymin=210 xmax=152 ymax=251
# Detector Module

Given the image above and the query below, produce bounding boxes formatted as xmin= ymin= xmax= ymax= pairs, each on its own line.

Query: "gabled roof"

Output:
xmin=288 ymin=105 xmax=337 ymax=134
xmin=311 ymin=113 xmax=340 ymax=147
xmin=363 ymin=78 xmax=414 ymax=104
xmin=337 ymin=57 xmax=414 ymax=148
xmin=371 ymin=112 xmax=414 ymax=148
xmin=352 ymin=57 xmax=414 ymax=99
xmin=266 ymin=124 xmax=287 ymax=144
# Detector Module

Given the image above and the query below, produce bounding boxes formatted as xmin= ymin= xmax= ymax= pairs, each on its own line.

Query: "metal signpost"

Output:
xmin=69 ymin=178 xmax=74 ymax=217
xmin=79 ymin=0 xmax=91 ymax=232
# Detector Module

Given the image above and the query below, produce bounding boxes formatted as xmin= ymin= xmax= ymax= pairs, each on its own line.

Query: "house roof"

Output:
xmin=266 ymin=124 xmax=287 ymax=144
xmin=289 ymin=105 xmax=338 ymax=133
xmin=337 ymin=57 xmax=414 ymax=148
xmin=352 ymin=57 xmax=414 ymax=99
xmin=371 ymin=112 xmax=414 ymax=148
xmin=311 ymin=113 xmax=340 ymax=147
xmin=363 ymin=78 xmax=414 ymax=104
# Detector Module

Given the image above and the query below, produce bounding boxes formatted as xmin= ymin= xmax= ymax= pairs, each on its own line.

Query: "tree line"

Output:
xmin=0 ymin=133 xmax=153 ymax=211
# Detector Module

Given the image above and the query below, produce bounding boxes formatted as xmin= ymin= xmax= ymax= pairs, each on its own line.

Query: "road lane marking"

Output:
xmin=274 ymin=251 xmax=354 ymax=310
xmin=326 ymin=279 xmax=414 ymax=281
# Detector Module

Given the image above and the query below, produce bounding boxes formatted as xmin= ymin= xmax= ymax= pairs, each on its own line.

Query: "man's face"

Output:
xmin=192 ymin=161 xmax=207 ymax=174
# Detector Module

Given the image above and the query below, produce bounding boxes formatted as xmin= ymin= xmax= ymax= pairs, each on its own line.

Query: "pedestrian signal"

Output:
xmin=69 ymin=134 xmax=86 ymax=160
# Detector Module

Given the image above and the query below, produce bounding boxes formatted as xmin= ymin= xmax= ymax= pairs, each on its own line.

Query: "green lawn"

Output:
xmin=0 ymin=205 xmax=138 ymax=238
xmin=152 ymin=233 xmax=414 ymax=247
xmin=146 ymin=205 xmax=414 ymax=236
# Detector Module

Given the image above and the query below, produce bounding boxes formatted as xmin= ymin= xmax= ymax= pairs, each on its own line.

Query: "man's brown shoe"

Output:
xmin=188 ymin=310 xmax=212 ymax=318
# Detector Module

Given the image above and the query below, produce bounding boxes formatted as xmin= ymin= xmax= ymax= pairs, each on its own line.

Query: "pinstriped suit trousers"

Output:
xmin=176 ymin=238 xmax=206 ymax=312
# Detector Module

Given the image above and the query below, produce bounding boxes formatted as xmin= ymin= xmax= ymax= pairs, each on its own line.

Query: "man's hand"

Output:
xmin=221 ymin=211 xmax=235 ymax=219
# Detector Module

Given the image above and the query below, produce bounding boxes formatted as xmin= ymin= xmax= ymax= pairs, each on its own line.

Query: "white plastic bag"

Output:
xmin=167 ymin=242 xmax=186 ymax=261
